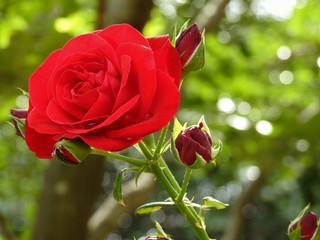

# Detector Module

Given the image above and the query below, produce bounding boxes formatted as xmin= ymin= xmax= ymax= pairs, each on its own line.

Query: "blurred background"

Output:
xmin=1 ymin=0 xmax=320 ymax=239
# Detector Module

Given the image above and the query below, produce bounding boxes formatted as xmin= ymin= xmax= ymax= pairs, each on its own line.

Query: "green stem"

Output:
xmin=91 ymin=149 xmax=148 ymax=167
xmin=158 ymin=158 xmax=204 ymax=230
xmin=153 ymin=124 xmax=169 ymax=159
xmin=177 ymin=167 xmax=192 ymax=202
xmin=138 ymin=141 xmax=154 ymax=160
xmin=158 ymin=157 xmax=181 ymax=190
xmin=151 ymin=162 xmax=210 ymax=240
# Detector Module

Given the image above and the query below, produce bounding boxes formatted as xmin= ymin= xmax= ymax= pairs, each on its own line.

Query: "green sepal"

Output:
xmin=53 ymin=138 xmax=92 ymax=165
xmin=202 ymin=196 xmax=229 ymax=210
xmin=198 ymin=115 xmax=223 ymax=162
xmin=173 ymin=117 xmax=185 ymax=140
xmin=198 ymin=116 xmax=211 ymax=137
xmin=211 ymin=139 xmax=223 ymax=162
xmin=311 ymin=220 xmax=320 ymax=240
xmin=171 ymin=117 xmax=185 ymax=163
xmin=287 ymin=204 xmax=317 ymax=240
xmin=10 ymin=116 xmax=26 ymax=138
xmin=288 ymin=204 xmax=310 ymax=238
xmin=136 ymin=200 xmax=175 ymax=215
xmin=174 ymin=20 xmax=190 ymax=46
xmin=155 ymin=221 xmax=172 ymax=239
xmin=183 ymin=29 xmax=205 ymax=73
xmin=188 ymin=153 xmax=207 ymax=169
xmin=171 ymin=23 xmax=177 ymax=46
xmin=18 ymin=88 xmax=29 ymax=97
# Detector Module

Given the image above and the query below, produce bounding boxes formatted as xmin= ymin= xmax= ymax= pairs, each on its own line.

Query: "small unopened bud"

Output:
xmin=289 ymin=211 xmax=318 ymax=240
xmin=175 ymin=23 xmax=204 ymax=72
xmin=10 ymin=109 xmax=28 ymax=138
xmin=175 ymin=122 xmax=212 ymax=167
xmin=53 ymin=138 xmax=91 ymax=165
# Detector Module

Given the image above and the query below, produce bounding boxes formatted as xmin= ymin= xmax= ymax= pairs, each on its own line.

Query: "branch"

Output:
xmin=96 ymin=0 xmax=107 ymax=29
xmin=86 ymin=173 xmax=155 ymax=240
xmin=195 ymin=0 xmax=231 ymax=31
xmin=0 ymin=213 xmax=14 ymax=240
xmin=221 ymin=173 xmax=265 ymax=240
xmin=106 ymin=0 xmax=154 ymax=31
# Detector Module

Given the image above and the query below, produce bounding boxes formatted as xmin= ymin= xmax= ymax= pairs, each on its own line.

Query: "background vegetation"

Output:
xmin=0 ymin=0 xmax=320 ymax=239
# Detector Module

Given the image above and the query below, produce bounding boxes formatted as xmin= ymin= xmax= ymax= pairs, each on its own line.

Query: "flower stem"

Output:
xmin=153 ymin=124 xmax=169 ymax=159
xmin=177 ymin=167 xmax=192 ymax=202
xmin=151 ymin=161 xmax=210 ymax=240
xmin=91 ymin=148 xmax=148 ymax=167
xmin=158 ymin=157 xmax=181 ymax=190
xmin=138 ymin=141 xmax=154 ymax=160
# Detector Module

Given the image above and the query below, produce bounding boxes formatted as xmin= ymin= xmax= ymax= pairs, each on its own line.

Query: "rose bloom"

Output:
xmin=26 ymin=24 xmax=182 ymax=158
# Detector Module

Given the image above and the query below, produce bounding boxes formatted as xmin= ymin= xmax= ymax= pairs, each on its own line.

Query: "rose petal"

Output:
xmin=29 ymin=49 xmax=61 ymax=113
xmin=97 ymin=24 xmax=149 ymax=49
xmin=114 ymin=43 xmax=156 ymax=119
xmin=105 ymin=70 xmax=180 ymax=138
xmin=81 ymin=134 xmax=142 ymax=152
xmin=56 ymin=33 xmax=112 ymax=62
xmin=28 ymin=108 xmax=65 ymax=134
xmin=46 ymin=99 xmax=80 ymax=124
xmin=64 ymin=94 xmax=140 ymax=134
xmin=147 ymin=36 xmax=182 ymax=87
xmin=25 ymin=120 xmax=57 ymax=159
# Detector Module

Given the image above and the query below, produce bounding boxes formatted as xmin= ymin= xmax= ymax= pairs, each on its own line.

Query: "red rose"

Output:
xmin=26 ymin=24 xmax=182 ymax=158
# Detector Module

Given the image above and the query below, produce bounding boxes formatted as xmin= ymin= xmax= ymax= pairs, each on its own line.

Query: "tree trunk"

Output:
xmin=32 ymin=156 xmax=105 ymax=240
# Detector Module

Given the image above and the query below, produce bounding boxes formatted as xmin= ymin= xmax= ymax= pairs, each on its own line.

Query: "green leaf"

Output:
xmin=113 ymin=169 xmax=127 ymax=206
xmin=202 ymin=196 xmax=229 ymax=210
xmin=113 ymin=168 xmax=139 ymax=206
xmin=136 ymin=201 xmax=175 ymax=215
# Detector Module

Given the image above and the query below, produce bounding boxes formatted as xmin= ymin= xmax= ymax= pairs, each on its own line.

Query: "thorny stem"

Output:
xmin=151 ymin=161 xmax=210 ymax=240
xmin=91 ymin=149 xmax=148 ymax=167
xmin=93 ymin=124 xmax=211 ymax=239
xmin=153 ymin=124 xmax=169 ymax=159
xmin=177 ymin=167 xmax=192 ymax=202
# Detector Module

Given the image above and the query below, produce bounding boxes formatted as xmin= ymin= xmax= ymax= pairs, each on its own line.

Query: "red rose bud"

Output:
xmin=175 ymin=23 xmax=204 ymax=72
xmin=175 ymin=122 xmax=213 ymax=167
xmin=53 ymin=138 xmax=92 ymax=165
xmin=10 ymin=109 xmax=28 ymax=138
xmin=289 ymin=211 xmax=318 ymax=240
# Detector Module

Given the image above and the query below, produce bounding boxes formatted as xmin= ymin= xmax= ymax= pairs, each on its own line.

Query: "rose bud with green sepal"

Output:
xmin=175 ymin=23 xmax=205 ymax=72
xmin=288 ymin=205 xmax=319 ymax=240
xmin=53 ymin=138 xmax=92 ymax=165
xmin=10 ymin=109 xmax=28 ymax=138
xmin=172 ymin=117 xmax=222 ymax=168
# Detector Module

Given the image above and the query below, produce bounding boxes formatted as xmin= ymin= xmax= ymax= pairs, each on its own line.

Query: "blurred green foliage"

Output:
xmin=1 ymin=0 xmax=320 ymax=239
